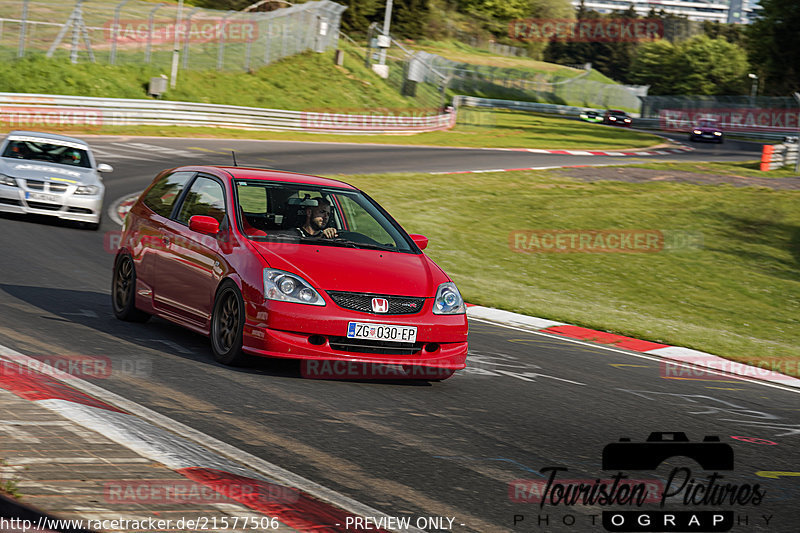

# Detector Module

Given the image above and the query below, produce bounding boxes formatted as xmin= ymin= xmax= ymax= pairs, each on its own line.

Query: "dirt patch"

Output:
xmin=558 ymin=166 xmax=800 ymax=190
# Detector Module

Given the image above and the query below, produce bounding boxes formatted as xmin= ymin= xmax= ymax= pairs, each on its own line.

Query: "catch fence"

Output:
xmin=0 ymin=0 xmax=346 ymax=71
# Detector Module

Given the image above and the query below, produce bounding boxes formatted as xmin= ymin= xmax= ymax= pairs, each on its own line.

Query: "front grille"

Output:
xmin=327 ymin=336 xmax=423 ymax=356
xmin=49 ymin=183 xmax=68 ymax=193
xmin=26 ymin=201 xmax=61 ymax=211
xmin=327 ymin=291 xmax=425 ymax=315
xmin=26 ymin=180 xmax=44 ymax=190
xmin=67 ymin=207 xmax=93 ymax=214
xmin=0 ymin=198 xmax=21 ymax=206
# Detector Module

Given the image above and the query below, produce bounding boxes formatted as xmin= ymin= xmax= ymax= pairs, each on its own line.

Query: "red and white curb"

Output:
xmin=0 ymin=346 xmax=419 ymax=533
xmin=432 ymin=163 xmax=610 ymax=175
xmin=466 ymin=305 xmax=800 ymax=391
xmin=502 ymin=145 xmax=693 ymax=156
xmin=108 ymin=194 xmax=138 ymax=226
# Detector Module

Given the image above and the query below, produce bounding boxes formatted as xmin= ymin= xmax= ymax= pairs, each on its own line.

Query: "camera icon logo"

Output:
xmin=603 ymin=432 xmax=734 ymax=471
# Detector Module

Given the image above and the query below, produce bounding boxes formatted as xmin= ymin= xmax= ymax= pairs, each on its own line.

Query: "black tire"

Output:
xmin=210 ymin=281 xmax=248 ymax=366
xmin=112 ymin=254 xmax=151 ymax=322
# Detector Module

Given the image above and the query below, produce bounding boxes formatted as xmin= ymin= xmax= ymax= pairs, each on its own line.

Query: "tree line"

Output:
xmin=190 ymin=0 xmax=797 ymax=97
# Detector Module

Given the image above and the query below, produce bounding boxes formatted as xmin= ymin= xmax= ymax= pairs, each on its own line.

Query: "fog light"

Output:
xmin=424 ymin=343 xmax=440 ymax=352
xmin=308 ymin=335 xmax=326 ymax=346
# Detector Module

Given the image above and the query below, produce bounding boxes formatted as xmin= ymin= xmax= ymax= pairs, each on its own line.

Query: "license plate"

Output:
xmin=26 ymin=191 xmax=59 ymax=203
xmin=347 ymin=322 xmax=417 ymax=343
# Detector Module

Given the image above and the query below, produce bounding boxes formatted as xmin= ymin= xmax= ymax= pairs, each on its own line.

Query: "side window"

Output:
xmin=176 ymin=176 xmax=227 ymax=225
xmin=142 ymin=171 xmax=194 ymax=218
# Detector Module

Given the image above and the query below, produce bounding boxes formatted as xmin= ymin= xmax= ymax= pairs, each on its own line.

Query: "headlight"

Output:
xmin=75 ymin=185 xmax=100 ymax=195
xmin=433 ymin=282 xmax=465 ymax=315
xmin=714 ymin=131 xmax=722 ymax=136
xmin=693 ymin=130 xmax=702 ymax=134
xmin=0 ymin=175 xmax=17 ymax=187
xmin=264 ymin=269 xmax=325 ymax=306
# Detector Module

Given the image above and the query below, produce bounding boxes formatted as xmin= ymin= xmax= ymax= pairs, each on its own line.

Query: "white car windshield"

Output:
xmin=2 ymin=137 xmax=91 ymax=169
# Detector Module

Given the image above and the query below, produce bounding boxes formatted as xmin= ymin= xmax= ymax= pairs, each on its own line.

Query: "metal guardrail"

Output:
xmin=454 ymin=96 xmax=585 ymax=116
xmin=0 ymin=93 xmax=455 ymax=134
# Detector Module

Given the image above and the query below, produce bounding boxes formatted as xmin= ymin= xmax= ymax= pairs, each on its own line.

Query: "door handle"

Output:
xmin=162 ymin=236 xmax=170 ymax=247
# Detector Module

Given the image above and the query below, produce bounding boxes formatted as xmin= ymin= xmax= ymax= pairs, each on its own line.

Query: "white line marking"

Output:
xmin=110 ymin=142 xmax=196 ymax=158
xmin=11 ymin=457 xmax=152 ymax=465
xmin=466 ymin=317 xmax=800 ymax=395
xmin=89 ymin=148 xmax=141 ymax=161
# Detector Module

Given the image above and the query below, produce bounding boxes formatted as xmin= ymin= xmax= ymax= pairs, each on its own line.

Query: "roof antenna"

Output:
xmin=231 ymin=150 xmax=238 ymax=166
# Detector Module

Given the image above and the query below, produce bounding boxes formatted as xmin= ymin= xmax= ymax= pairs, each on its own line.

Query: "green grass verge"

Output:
xmin=2 ymin=109 xmax=663 ymax=151
xmin=619 ymin=160 xmax=800 ymax=178
xmin=333 ymin=169 xmax=800 ymax=374
xmin=0 ymin=47 xmax=431 ymax=113
xmin=412 ymin=39 xmax=618 ymax=84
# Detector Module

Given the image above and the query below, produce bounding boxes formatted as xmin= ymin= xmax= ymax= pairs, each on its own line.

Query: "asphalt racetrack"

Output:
xmin=0 ymin=134 xmax=796 ymax=532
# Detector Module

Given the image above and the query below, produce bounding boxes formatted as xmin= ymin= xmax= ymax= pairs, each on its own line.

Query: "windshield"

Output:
xmin=1 ymin=135 xmax=92 ymax=169
xmin=234 ymin=180 xmax=416 ymax=253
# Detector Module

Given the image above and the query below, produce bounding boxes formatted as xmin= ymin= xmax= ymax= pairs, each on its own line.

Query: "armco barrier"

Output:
xmin=0 ymin=93 xmax=455 ymax=134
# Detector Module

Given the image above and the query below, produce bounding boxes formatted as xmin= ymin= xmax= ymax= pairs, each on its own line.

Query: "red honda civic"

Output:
xmin=112 ymin=166 xmax=468 ymax=380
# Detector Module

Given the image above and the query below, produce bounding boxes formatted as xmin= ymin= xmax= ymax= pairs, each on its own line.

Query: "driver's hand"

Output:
xmin=321 ymin=227 xmax=338 ymax=238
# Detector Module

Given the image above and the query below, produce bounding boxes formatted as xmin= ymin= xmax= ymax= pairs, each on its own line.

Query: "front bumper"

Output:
xmin=0 ymin=184 xmax=103 ymax=223
xmin=242 ymin=299 xmax=469 ymax=370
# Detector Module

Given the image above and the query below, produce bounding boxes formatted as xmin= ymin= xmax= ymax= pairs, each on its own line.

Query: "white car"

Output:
xmin=0 ymin=131 xmax=112 ymax=230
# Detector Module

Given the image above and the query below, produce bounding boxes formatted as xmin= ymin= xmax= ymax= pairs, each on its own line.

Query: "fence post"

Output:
xmin=217 ymin=11 xmax=234 ymax=70
xmin=111 ymin=0 xmax=132 ymax=65
xmin=145 ymin=3 xmax=164 ymax=64
xmin=18 ymin=0 xmax=29 ymax=58
xmin=181 ymin=7 xmax=200 ymax=69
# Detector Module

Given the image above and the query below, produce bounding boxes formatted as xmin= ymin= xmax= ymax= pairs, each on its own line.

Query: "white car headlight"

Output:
xmin=264 ymin=269 xmax=325 ymax=306
xmin=0 ymin=175 xmax=17 ymax=187
xmin=75 ymin=185 xmax=100 ymax=195
xmin=433 ymin=282 xmax=465 ymax=315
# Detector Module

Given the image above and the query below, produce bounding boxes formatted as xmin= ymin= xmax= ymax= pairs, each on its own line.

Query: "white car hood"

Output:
xmin=0 ymin=158 xmax=100 ymax=186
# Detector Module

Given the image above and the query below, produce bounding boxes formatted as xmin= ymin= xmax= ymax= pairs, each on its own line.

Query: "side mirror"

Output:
xmin=409 ymin=234 xmax=428 ymax=250
xmin=189 ymin=215 xmax=220 ymax=235
xmin=97 ymin=163 xmax=113 ymax=173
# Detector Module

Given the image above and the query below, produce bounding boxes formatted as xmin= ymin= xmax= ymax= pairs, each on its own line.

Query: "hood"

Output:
xmin=0 ymin=159 xmax=99 ymax=185
xmin=250 ymin=242 xmax=450 ymax=297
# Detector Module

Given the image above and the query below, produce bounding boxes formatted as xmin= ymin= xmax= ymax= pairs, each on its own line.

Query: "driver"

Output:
xmin=296 ymin=197 xmax=338 ymax=238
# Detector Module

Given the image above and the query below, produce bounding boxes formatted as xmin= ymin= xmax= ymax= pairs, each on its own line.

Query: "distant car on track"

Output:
xmin=689 ymin=118 xmax=724 ymax=143
xmin=579 ymin=110 xmax=604 ymax=123
xmin=603 ymin=109 xmax=633 ymax=127
xmin=0 ymin=130 xmax=112 ymax=230
xmin=112 ymin=166 xmax=468 ymax=380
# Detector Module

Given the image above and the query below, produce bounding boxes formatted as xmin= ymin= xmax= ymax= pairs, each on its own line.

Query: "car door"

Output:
xmin=153 ymin=174 xmax=229 ymax=326
xmin=136 ymin=170 xmax=195 ymax=293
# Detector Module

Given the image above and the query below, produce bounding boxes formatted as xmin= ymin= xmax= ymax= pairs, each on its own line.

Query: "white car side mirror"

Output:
xmin=97 ymin=163 xmax=113 ymax=173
